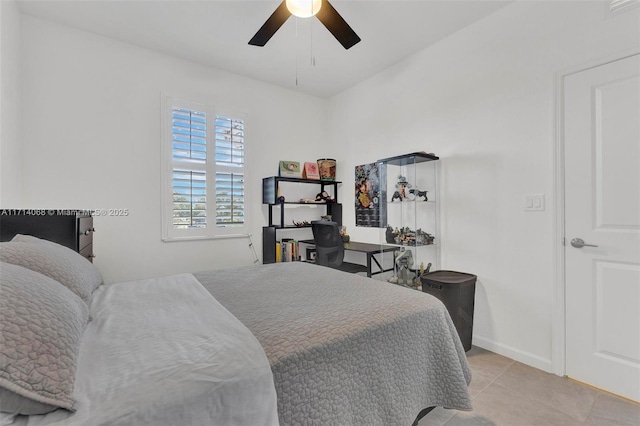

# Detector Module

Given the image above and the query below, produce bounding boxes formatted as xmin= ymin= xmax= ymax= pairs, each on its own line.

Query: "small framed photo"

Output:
xmin=302 ymin=162 xmax=320 ymax=180
xmin=279 ymin=161 xmax=301 ymax=178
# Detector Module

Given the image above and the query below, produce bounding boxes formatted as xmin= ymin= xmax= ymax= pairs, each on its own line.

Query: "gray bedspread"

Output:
xmin=195 ymin=262 xmax=472 ymax=426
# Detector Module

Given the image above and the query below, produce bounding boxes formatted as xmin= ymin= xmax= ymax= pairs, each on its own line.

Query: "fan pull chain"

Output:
xmin=310 ymin=18 xmax=315 ymax=66
xmin=295 ymin=17 xmax=299 ymax=85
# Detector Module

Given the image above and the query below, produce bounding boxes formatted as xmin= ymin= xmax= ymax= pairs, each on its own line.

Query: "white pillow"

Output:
xmin=0 ymin=235 xmax=103 ymax=303
xmin=0 ymin=262 xmax=89 ymax=414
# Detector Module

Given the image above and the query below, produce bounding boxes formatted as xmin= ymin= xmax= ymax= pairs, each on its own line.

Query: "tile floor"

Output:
xmin=419 ymin=346 xmax=640 ymax=426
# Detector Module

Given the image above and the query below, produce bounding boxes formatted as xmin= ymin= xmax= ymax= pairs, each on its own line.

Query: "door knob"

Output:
xmin=570 ymin=238 xmax=598 ymax=248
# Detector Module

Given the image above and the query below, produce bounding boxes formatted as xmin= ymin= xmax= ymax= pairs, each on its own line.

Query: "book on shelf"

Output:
xmin=278 ymin=239 xmax=300 ymax=262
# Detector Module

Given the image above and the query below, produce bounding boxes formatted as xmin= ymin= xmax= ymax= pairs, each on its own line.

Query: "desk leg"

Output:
xmin=371 ymin=254 xmax=385 ymax=276
xmin=366 ymin=254 xmax=372 ymax=278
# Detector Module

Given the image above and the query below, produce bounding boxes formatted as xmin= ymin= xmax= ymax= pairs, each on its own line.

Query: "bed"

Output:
xmin=0 ymin=232 xmax=471 ymax=425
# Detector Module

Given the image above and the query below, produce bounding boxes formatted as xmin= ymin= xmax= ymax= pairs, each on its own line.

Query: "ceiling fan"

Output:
xmin=249 ymin=0 xmax=361 ymax=50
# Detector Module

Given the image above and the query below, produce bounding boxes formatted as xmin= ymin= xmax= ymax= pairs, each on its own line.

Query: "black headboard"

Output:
xmin=0 ymin=210 xmax=95 ymax=261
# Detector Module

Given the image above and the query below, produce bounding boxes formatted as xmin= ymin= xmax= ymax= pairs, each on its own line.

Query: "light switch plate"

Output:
xmin=524 ymin=194 xmax=545 ymax=211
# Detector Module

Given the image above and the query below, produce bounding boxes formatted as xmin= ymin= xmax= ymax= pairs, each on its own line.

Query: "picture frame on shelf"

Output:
xmin=302 ymin=162 xmax=320 ymax=180
xmin=279 ymin=161 xmax=301 ymax=178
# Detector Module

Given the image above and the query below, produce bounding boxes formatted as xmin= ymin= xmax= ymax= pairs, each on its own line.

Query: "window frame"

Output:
xmin=161 ymin=95 xmax=249 ymax=242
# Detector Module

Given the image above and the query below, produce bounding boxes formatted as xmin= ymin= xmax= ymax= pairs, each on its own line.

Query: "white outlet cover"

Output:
xmin=524 ymin=194 xmax=545 ymax=211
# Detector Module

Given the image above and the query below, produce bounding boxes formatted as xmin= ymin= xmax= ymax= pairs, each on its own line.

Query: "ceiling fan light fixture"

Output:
xmin=286 ymin=0 xmax=322 ymax=18
xmin=249 ymin=0 xmax=360 ymax=49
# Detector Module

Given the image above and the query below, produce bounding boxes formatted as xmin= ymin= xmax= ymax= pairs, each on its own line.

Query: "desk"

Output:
xmin=300 ymin=240 xmax=397 ymax=278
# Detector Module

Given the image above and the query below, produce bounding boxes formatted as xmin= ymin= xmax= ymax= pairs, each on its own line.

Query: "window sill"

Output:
xmin=162 ymin=233 xmax=249 ymax=242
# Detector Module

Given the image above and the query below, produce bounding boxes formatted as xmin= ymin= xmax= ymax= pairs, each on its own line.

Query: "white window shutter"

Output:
xmin=172 ymin=107 xmax=206 ymax=161
xmin=214 ymin=115 xmax=244 ymax=166
xmin=215 ymin=116 xmax=245 ymax=227
xmin=162 ymin=96 xmax=248 ymax=240
xmin=173 ymin=170 xmax=207 ymax=228
xmin=215 ymin=172 xmax=245 ymax=226
xmin=171 ymin=106 xmax=207 ymax=229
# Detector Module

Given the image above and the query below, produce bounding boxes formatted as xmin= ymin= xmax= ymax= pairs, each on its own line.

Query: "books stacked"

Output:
xmin=275 ymin=239 xmax=300 ymax=262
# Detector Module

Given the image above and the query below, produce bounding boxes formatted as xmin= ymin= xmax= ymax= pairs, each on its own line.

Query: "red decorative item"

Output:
xmin=303 ymin=162 xmax=320 ymax=180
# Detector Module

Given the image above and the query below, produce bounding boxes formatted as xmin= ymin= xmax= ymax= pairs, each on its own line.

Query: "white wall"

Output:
xmin=19 ymin=16 xmax=329 ymax=283
xmin=0 ymin=0 xmax=22 ymax=205
xmin=328 ymin=1 xmax=640 ymax=371
xmin=8 ymin=0 xmax=639 ymax=374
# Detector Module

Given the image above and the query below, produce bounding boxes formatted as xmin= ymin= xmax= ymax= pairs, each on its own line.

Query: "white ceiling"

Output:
xmin=17 ymin=0 xmax=512 ymax=98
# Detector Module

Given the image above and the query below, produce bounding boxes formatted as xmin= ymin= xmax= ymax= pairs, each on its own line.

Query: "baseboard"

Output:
xmin=472 ymin=335 xmax=554 ymax=374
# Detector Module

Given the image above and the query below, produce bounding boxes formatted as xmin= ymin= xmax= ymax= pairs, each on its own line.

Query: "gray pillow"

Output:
xmin=0 ymin=235 xmax=102 ymax=303
xmin=0 ymin=262 xmax=89 ymax=414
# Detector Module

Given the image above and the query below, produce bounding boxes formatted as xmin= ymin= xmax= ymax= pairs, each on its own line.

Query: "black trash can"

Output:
xmin=421 ymin=270 xmax=477 ymax=352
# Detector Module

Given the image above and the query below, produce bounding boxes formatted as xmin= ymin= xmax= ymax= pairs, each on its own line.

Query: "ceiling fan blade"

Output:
xmin=315 ymin=0 xmax=361 ymax=50
xmin=249 ymin=1 xmax=291 ymax=47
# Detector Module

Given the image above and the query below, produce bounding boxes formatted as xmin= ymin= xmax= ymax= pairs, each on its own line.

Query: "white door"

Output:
xmin=564 ymin=53 xmax=640 ymax=402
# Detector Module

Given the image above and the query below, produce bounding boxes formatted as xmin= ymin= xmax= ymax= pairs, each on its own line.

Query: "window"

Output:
xmin=162 ymin=96 xmax=248 ymax=240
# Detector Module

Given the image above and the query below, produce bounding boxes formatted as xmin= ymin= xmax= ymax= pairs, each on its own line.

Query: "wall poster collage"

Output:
xmin=354 ymin=162 xmax=387 ymax=228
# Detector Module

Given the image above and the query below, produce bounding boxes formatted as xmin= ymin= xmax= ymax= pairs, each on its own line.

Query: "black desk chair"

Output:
xmin=311 ymin=220 xmax=344 ymax=267
xmin=310 ymin=220 xmax=367 ymax=274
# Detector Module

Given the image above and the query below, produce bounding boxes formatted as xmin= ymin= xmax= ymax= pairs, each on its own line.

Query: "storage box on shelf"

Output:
xmin=377 ymin=152 xmax=439 ymax=287
xmin=262 ymin=177 xmax=342 ymax=264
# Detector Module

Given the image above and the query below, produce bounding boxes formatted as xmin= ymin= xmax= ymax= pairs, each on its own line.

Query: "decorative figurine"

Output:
xmin=408 ymin=189 xmax=429 ymax=201
xmin=386 ymin=225 xmax=396 ymax=244
xmin=315 ymin=191 xmax=334 ymax=202
xmin=396 ymin=176 xmax=412 ymax=198
xmin=340 ymin=226 xmax=350 ymax=242
xmin=386 ymin=224 xmax=435 ymax=246
xmin=388 ymin=247 xmax=415 ymax=286
xmin=390 ymin=175 xmax=413 ymax=202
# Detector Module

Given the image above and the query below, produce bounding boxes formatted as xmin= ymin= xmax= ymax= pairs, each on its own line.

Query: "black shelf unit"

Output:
xmin=262 ymin=176 xmax=342 ymax=203
xmin=262 ymin=177 xmax=342 ymax=263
